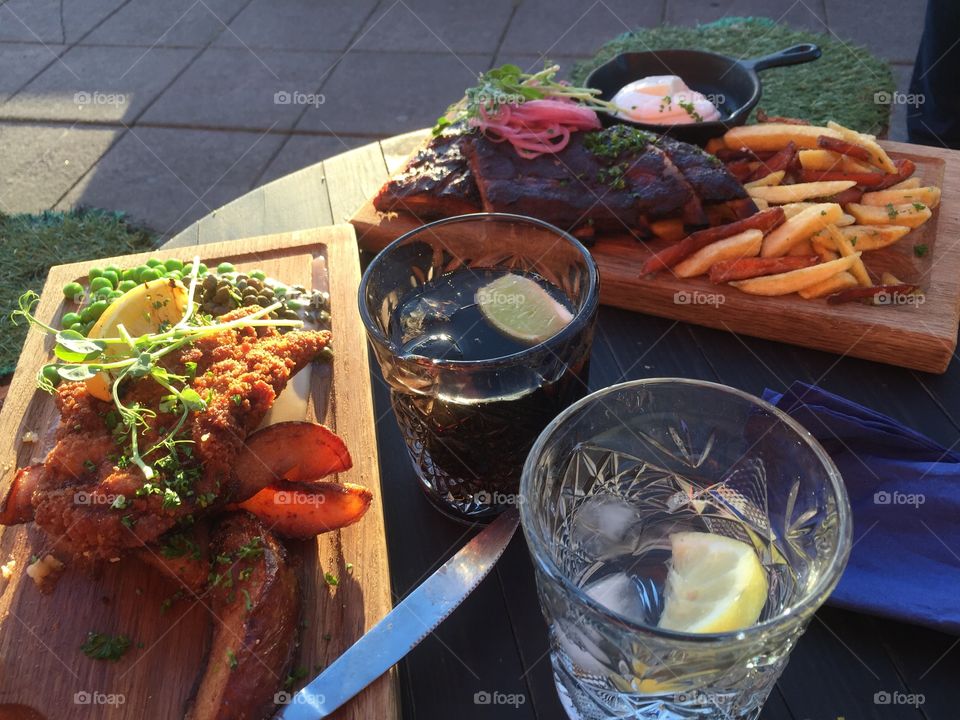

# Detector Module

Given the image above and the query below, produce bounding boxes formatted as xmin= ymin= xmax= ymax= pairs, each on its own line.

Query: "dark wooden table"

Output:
xmin=165 ymin=132 xmax=959 ymax=720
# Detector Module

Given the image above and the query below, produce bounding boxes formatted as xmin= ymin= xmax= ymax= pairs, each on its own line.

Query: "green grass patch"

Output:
xmin=571 ymin=17 xmax=894 ymax=134
xmin=0 ymin=208 xmax=157 ymax=375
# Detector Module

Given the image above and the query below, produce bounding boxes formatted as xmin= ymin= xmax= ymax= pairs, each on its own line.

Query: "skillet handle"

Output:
xmin=743 ymin=43 xmax=821 ymax=72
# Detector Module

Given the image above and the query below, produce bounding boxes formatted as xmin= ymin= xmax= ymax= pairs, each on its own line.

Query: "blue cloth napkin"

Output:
xmin=762 ymin=382 xmax=960 ymax=634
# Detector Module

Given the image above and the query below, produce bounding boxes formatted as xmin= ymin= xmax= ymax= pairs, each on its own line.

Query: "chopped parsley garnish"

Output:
xmin=677 ymin=99 xmax=703 ymax=122
xmin=159 ymin=532 xmax=201 ymax=560
xmin=912 ymin=202 xmax=926 ymax=211
xmin=241 ymin=588 xmax=253 ymax=611
xmin=886 ymin=203 xmax=898 ymax=219
xmin=324 ymin=572 xmax=339 ymax=587
xmin=81 ymin=632 xmax=130 ymax=662
xmin=110 ymin=494 xmax=127 ymax=510
xmin=227 ymin=650 xmax=238 ymax=669
xmin=914 ymin=243 xmax=929 ymax=258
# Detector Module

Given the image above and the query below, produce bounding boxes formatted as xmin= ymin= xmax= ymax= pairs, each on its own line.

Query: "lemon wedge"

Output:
xmin=476 ymin=273 xmax=573 ymax=344
xmin=85 ymin=278 xmax=189 ymax=401
xmin=658 ymin=532 xmax=768 ymax=634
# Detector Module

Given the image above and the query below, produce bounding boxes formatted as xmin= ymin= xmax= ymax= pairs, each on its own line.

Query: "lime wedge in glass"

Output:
xmin=476 ymin=273 xmax=574 ymax=344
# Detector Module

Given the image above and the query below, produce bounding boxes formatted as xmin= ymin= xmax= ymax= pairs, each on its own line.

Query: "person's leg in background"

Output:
xmin=908 ymin=0 xmax=960 ymax=148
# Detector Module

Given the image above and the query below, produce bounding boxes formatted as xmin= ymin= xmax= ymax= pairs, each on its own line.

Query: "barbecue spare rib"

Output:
xmin=374 ymin=125 xmax=756 ymax=238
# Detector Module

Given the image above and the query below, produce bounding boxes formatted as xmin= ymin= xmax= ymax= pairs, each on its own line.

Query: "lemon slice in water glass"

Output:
xmin=658 ymin=531 xmax=768 ymax=634
xmin=475 ymin=273 xmax=573 ymax=344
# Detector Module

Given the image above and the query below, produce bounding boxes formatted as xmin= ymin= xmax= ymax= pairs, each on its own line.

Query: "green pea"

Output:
xmin=61 ymin=311 xmax=82 ymax=327
xmin=138 ymin=267 xmax=161 ymax=283
xmin=250 ymin=270 xmax=266 ymax=281
xmin=82 ymin=321 xmax=95 ymax=335
xmin=107 ymin=291 xmax=124 ymax=301
xmin=90 ymin=277 xmax=113 ymax=293
xmin=164 ymin=258 xmax=184 ymax=272
xmin=167 ymin=270 xmax=182 ymax=281
xmin=197 ymin=263 xmax=208 ymax=275
xmin=87 ymin=267 xmax=103 ymax=282
xmin=121 ymin=268 xmax=139 ymax=282
xmin=106 ymin=264 xmax=122 ymax=275
xmin=68 ymin=322 xmax=86 ymax=335
xmin=102 ymin=270 xmax=119 ymax=287
xmin=62 ymin=281 xmax=84 ymax=301
xmin=41 ymin=364 xmax=60 ymax=385
xmin=85 ymin=300 xmax=109 ymax=322
xmin=217 ymin=262 xmax=235 ymax=274
xmin=117 ymin=280 xmax=137 ymax=293
xmin=146 ymin=258 xmax=164 ymax=268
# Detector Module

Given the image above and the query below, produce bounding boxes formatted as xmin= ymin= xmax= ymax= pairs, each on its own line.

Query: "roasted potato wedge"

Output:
xmin=861 ymin=186 xmax=941 ymax=209
xmin=826 ymin=225 xmax=871 ymax=287
xmin=237 ymin=482 xmax=372 ymax=540
xmin=187 ymin=513 xmax=298 ymax=720
xmin=847 ymin=202 xmax=932 ymax=228
xmin=730 ymin=253 xmax=861 ymax=296
xmin=812 ymin=224 xmax=913 ymax=251
xmin=233 ymin=421 xmax=353 ymax=502
xmin=749 ymin=181 xmax=855 ymax=204
xmin=798 ymin=271 xmax=860 ymax=299
xmin=724 ymin=123 xmax=840 ymax=151
xmin=887 ymin=177 xmax=922 ymax=191
xmin=673 ymin=229 xmax=763 ymax=278
xmin=761 ymin=203 xmax=843 ymax=257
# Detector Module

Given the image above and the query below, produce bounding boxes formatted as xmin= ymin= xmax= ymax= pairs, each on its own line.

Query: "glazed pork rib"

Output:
xmin=372 ymin=126 xmax=754 ymax=237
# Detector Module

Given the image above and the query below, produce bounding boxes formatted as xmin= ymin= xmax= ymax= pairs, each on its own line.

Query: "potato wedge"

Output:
xmin=826 ymin=225 xmax=871 ymax=286
xmin=813 ymin=224 xmax=912 ymax=251
xmin=237 ymin=482 xmax=372 ymax=539
xmin=887 ymin=177 xmax=922 ymax=191
xmin=730 ymin=253 xmax=861 ymax=295
xmin=233 ymin=421 xmax=353 ymax=501
xmin=187 ymin=514 xmax=298 ymax=720
xmin=787 ymin=238 xmax=815 ymax=256
xmin=812 ymin=238 xmax=840 ymax=262
xmin=837 ymin=213 xmax=856 ymax=227
xmin=749 ymin=181 xmax=855 ymax=204
xmin=761 ymin=203 xmax=843 ymax=257
xmin=798 ymin=271 xmax=859 ymax=299
xmin=672 ymin=229 xmax=763 ymax=278
xmin=724 ymin=123 xmax=840 ymax=151
xmin=781 ymin=202 xmax=816 ymax=219
xmin=826 ymin=121 xmax=897 ymax=173
xmin=752 ymin=197 xmax=770 ymax=210
xmin=798 ymin=148 xmax=879 ymax=174
xmin=847 ymin=202 xmax=932 ymax=228
xmin=861 ymin=186 xmax=941 ymax=209
xmin=745 ymin=170 xmax=785 ymax=188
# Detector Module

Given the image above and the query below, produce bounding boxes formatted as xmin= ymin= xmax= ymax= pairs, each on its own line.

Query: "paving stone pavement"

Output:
xmin=0 ymin=0 xmax=926 ymax=237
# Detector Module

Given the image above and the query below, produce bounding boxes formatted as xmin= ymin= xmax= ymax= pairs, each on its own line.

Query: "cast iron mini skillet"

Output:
xmin=585 ymin=43 xmax=821 ymax=146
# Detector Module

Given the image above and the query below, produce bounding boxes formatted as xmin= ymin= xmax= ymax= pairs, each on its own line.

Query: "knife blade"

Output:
xmin=276 ymin=507 xmax=520 ymax=719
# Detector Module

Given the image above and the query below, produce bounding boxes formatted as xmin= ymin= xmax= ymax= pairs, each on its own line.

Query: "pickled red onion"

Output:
xmin=472 ymin=98 xmax=600 ymax=159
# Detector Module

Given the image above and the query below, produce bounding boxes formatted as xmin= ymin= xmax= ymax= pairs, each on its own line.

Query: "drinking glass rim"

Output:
xmin=519 ymin=377 xmax=854 ymax=644
xmin=357 ymin=212 xmax=600 ymax=368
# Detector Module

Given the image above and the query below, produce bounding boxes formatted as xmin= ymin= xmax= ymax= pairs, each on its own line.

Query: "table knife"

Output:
xmin=276 ymin=507 xmax=520 ymax=719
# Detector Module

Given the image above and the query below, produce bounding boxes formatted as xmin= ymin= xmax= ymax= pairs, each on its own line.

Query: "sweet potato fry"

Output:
xmin=826 ymin=187 xmax=865 ymax=206
xmin=867 ymin=158 xmax=918 ymax=190
xmin=725 ymin=159 xmax=755 ymax=182
xmin=747 ymin=142 xmax=796 ymax=182
xmin=847 ymin=202 xmax=931 ymax=228
xmin=750 ymin=181 xmax=855 ymax=204
xmin=817 ymin=135 xmax=872 ymax=161
xmin=641 ymin=208 xmax=785 ymax=274
xmin=756 ymin=109 xmax=810 ymax=125
xmin=862 ymin=186 xmax=941 ymax=209
xmin=673 ymin=229 xmax=763 ymax=278
xmin=788 ymin=239 xmax=815 ymax=256
xmin=730 ymin=253 xmax=861 ymax=295
xmin=233 ymin=421 xmax=353 ymax=501
xmin=237 ymin=482 xmax=372 ymax=539
xmin=798 ymin=271 xmax=859 ymax=299
xmin=745 ymin=170 xmax=786 ymax=189
xmin=795 ymin=169 xmax=888 ymax=186
xmin=826 ymin=121 xmax=897 ymax=173
xmin=826 ymin=284 xmax=920 ymax=305
xmin=709 ymin=255 xmax=818 ymax=283
xmin=761 ymin=203 xmax=843 ymax=257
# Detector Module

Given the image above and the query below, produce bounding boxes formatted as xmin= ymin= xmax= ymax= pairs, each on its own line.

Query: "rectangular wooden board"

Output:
xmin=0 ymin=226 xmax=398 ymax=720
xmin=351 ymin=138 xmax=960 ymax=374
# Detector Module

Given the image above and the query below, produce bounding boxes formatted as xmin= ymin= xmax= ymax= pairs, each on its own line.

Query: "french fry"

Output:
xmin=709 ymin=255 xmax=818 ymax=283
xmin=705 ymin=137 xmax=726 ymax=155
xmin=745 ymin=170 xmax=785 ymax=189
xmin=881 ymin=271 xmax=904 ymax=286
xmin=795 ymin=169 xmax=890 ymax=186
xmin=826 ymin=120 xmax=897 ymax=173
xmin=798 ymin=149 xmax=842 ymax=171
xmin=781 ymin=202 xmax=816 ymax=218
xmin=813 ymin=224 xmax=912 ymax=251
xmin=837 ymin=213 xmax=856 ymax=227
xmin=847 ymin=202 xmax=932 ymax=228
xmin=747 ymin=142 xmax=796 ymax=181
xmin=641 ymin=207 xmax=785 ymax=274
xmin=817 ymin=135 xmax=872 ymax=161
xmin=730 ymin=253 xmax=861 ymax=295
xmin=788 ymin=238 xmax=815 ymax=256
xmin=827 ymin=187 xmax=865 ymax=206
xmin=724 ymin=123 xmax=840 ymax=151
xmin=761 ymin=203 xmax=843 ymax=257
xmin=861 ymin=186 xmax=941 ymax=209
xmin=826 ymin=225 xmax=871 ymax=286
xmin=749 ymin=181 xmax=855 ymax=204
xmin=752 ymin=197 xmax=770 ymax=210
xmin=673 ymin=229 xmax=763 ymax=278
xmin=887 ymin=177 xmax=922 ymax=191
xmin=798 ymin=271 xmax=859 ymax=299
xmin=650 ymin=218 xmax=685 ymax=242
xmin=812 ymin=238 xmax=839 ymax=262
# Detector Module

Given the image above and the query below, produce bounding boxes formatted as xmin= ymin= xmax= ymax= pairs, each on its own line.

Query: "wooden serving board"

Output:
xmin=351 ymin=138 xmax=960 ymax=374
xmin=0 ymin=227 xmax=398 ymax=720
